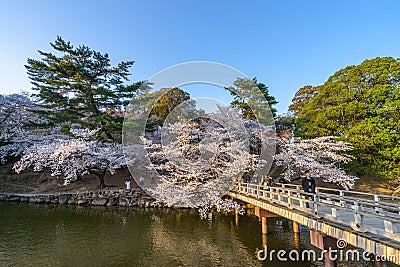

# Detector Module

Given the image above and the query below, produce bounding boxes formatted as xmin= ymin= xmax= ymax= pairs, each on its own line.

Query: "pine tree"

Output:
xmin=25 ymin=36 xmax=137 ymax=141
xmin=229 ymin=78 xmax=278 ymax=121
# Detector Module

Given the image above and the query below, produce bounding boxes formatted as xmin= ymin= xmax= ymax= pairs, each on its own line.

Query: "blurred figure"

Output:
xmin=266 ymin=174 xmax=273 ymax=186
xmin=125 ymin=176 xmax=132 ymax=190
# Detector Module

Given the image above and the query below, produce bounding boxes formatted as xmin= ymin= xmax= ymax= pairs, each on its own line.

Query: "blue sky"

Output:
xmin=1 ymin=0 xmax=400 ymax=114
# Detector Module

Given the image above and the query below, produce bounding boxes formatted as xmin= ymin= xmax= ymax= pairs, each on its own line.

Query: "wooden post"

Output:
xmin=235 ymin=210 xmax=239 ymax=226
xmin=374 ymin=259 xmax=387 ymax=267
xmin=324 ymin=256 xmax=338 ymax=267
xmin=255 ymin=206 xmax=260 ymax=221
xmin=310 ymin=231 xmax=338 ymax=267
xmin=293 ymin=221 xmax=300 ymax=233
xmin=261 ymin=217 xmax=267 ymax=234
xmin=293 ymin=231 xmax=300 ymax=250
xmin=262 ymin=232 xmax=267 ymax=247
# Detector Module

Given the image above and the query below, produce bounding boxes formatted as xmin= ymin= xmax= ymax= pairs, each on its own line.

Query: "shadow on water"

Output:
xmin=0 ymin=203 xmax=392 ymax=267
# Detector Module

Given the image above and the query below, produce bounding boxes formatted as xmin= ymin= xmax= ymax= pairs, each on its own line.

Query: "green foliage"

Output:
xmin=150 ymin=87 xmax=190 ymax=119
xmin=275 ymin=113 xmax=295 ymax=132
xmin=288 ymin=85 xmax=319 ymax=117
xmin=25 ymin=36 xmax=138 ymax=141
xmin=145 ymin=87 xmax=205 ymax=131
xmin=294 ymin=57 xmax=400 ymax=179
xmin=229 ymin=78 xmax=278 ymax=120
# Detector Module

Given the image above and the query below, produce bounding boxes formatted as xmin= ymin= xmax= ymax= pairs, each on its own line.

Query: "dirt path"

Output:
xmin=0 ymin=164 xmax=133 ymax=194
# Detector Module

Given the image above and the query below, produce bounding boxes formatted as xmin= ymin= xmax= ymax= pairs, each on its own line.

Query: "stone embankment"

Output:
xmin=0 ymin=188 xmax=161 ymax=208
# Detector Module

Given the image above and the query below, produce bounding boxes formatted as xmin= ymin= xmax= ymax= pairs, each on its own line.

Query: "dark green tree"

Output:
xmin=228 ymin=78 xmax=278 ymax=120
xmin=275 ymin=113 xmax=295 ymax=132
xmin=294 ymin=57 xmax=400 ymax=179
xmin=25 ymin=36 xmax=137 ymax=141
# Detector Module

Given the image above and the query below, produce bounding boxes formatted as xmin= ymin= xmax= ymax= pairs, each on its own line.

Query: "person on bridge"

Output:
xmin=302 ymin=170 xmax=316 ymax=209
xmin=231 ymin=176 xmax=237 ymax=184
xmin=237 ymin=175 xmax=243 ymax=185
xmin=266 ymin=174 xmax=273 ymax=186
xmin=301 ymin=170 xmax=316 ymax=194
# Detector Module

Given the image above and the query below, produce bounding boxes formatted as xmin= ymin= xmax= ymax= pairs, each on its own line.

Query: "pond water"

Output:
xmin=0 ymin=203 xmax=387 ymax=266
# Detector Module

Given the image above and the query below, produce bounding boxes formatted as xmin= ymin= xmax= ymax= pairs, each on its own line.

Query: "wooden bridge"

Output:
xmin=229 ymin=182 xmax=400 ymax=266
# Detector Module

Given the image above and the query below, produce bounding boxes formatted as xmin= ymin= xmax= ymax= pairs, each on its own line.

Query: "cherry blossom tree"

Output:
xmin=137 ymin=104 xmax=359 ymax=217
xmin=274 ymin=136 xmax=358 ymax=189
xmin=139 ymin=106 xmax=269 ymax=217
xmin=1 ymin=93 xmax=134 ymax=188
xmin=0 ymin=93 xmax=57 ymax=164
xmin=13 ymin=128 xmax=126 ymax=188
xmin=0 ymin=93 xmax=45 ymax=130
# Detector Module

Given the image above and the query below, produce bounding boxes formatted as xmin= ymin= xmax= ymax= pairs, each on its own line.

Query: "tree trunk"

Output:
xmin=99 ymin=175 xmax=106 ymax=189
xmin=93 ymin=169 xmax=107 ymax=189
xmin=104 ymin=130 xmax=115 ymax=142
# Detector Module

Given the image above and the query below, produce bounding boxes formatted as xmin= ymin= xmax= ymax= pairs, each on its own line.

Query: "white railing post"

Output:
xmin=313 ymin=194 xmax=319 ymax=214
xmin=374 ymin=195 xmax=383 ymax=213
xmin=295 ymin=186 xmax=303 ymax=208
xmin=354 ymin=201 xmax=364 ymax=226
xmin=339 ymin=191 xmax=345 ymax=207
xmin=277 ymin=189 xmax=282 ymax=202
xmin=288 ymin=191 xmax=293 ymax=207
xmin=384 ymin=220 xmax=396 ymax=234
xmin=331 ymin=207 xmax=339 ymax=218
xmin=299 ymin=195 xmax=305 ymax=209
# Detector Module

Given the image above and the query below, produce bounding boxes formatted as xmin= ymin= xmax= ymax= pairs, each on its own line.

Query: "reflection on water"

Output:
xmin=0 ymin=203 xmax=376 ymax=266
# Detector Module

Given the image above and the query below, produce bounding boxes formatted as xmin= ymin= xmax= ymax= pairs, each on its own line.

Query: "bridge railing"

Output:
xmin=232 ymin=182 xmax=400 ymax=240
xmin=271 ymin=182 xmax=400 ymax=214
xmin=274 ymin=182 xmax=400 ymax=203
